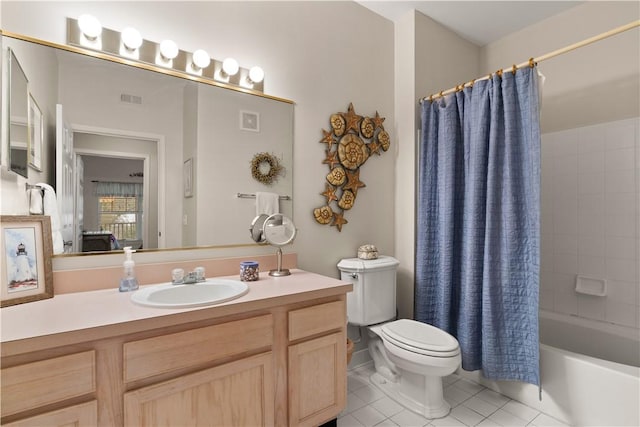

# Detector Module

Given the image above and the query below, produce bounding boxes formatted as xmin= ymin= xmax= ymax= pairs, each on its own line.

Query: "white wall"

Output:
xmin=394 ymin=10 xmax=480 ymax=319
xmin=1 ymin=1 xmax=396 ymax=279
xmin=480 ymin=1 xmax=640 ymax=133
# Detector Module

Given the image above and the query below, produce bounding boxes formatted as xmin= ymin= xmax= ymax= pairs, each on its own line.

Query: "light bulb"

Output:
xmin=248 ymin=66 xmax=264 ymax=83
xmin=121 ymin=27 xmax=142 ymax=50
xmin=222 ymin=58 xmax=239 ymax=76
xmin=159 ymin=39 xmax=178 ymax=60
xmin=78 ymin=14 xmax=102 ymax=40
xmin=192 ymin=49 xmax=211 ymax=69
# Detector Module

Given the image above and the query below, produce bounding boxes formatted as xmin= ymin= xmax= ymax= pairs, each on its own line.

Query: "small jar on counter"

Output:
xmin=240 ymin=261 xmax=259 ymax=282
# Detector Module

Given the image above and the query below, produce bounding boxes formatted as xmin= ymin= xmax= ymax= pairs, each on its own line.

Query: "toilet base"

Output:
xmin=369 ymin=371 xmax=451 ymax=419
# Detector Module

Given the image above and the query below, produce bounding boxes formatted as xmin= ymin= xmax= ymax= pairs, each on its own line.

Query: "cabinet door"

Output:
xmin=124 ymin=352 xmax=274 ymax=427
xmin=288 ymin=332 xmax=346 ymax=427
xmin=3 ymin=400 xmax=97 ymax=427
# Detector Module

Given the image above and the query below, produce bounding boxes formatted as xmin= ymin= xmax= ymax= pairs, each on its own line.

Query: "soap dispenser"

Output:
xmin=119 ymin=247 xmax=140 ymax=292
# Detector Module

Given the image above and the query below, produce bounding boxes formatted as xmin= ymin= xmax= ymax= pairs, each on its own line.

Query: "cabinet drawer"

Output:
xmin=124 ymin=314 xmax=273 ymax=382
xmin=3 ymin=400 xmax=98 ymax=427
xmin=1 ymin=351 xmax=96 ymax=417
xmin=288 ymin=300 xmax=346 ymax=341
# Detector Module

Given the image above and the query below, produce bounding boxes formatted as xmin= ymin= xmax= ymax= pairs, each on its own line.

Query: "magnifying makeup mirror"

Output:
xmin=262 ymin=213 xmax=296 ymax=276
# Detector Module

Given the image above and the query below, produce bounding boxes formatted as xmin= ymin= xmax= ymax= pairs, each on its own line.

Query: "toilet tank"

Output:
xmin=338 ymin=256 xmax=399 ymax=326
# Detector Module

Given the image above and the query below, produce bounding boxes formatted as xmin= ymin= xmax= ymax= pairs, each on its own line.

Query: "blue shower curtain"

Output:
xmin=415 ymin=67 xmax=541 ymax=385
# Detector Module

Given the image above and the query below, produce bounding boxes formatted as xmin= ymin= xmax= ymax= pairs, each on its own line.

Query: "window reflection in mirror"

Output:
xmin=1 ymin=34 xmax=293 ymax=256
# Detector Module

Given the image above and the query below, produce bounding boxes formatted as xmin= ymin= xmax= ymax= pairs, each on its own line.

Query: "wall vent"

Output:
xmin=120 ymin=93 xmax=143 ymax=105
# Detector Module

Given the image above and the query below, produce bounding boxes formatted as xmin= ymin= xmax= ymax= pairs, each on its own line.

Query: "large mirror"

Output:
xmin=2 ymin=34 xmax=294 ymax=255
xmin=7 ymin=47 xmax=29 ymax=178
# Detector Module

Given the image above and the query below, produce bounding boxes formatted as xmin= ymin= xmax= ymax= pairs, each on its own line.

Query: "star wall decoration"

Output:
xmin=312 ymin=103 xmax=390 ymax=232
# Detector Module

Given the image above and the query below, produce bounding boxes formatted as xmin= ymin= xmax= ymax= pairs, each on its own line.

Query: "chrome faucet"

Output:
xmin=171 ymin=267 xmax=205 ymax=285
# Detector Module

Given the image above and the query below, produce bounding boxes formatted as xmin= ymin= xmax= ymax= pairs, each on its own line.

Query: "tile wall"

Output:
xmin=540 ymin=117 xmax=639 ymax=329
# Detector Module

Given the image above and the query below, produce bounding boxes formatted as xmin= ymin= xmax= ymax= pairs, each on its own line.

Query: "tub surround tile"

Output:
xmin=605 ymin=300 xmax=638 ymax=327
xmin=577 ymin=235 xmax=605 ymax=257
xmin=553 ymin=290 xmax=578 ymax=315
xmin=577 ymin=172 xmax=605 ymax=194
xmin=578 ymin=151 xmax=605 ymax=174
xmin=577 ymin=295 xmax=606 ymax=320
xmin=577 ymin=255 xmax=605 ymax=277
xmin=553 ymin=131 xmax=578 ymax=157
xmin=605 ymin=148 xmax=636 ymax=171
xmin=605 ymin=122 xmax=636 ymax=150
xmin=578 ymin=125 xmax=605 ymax=153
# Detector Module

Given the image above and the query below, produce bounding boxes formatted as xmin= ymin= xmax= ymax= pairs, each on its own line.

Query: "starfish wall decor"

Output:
xmin=313 ymin=103 xmax=391 ymax=232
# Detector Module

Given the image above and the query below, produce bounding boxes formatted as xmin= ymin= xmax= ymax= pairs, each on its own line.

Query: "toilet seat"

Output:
xmin=380 ymin=319 xmax=460 ymax=358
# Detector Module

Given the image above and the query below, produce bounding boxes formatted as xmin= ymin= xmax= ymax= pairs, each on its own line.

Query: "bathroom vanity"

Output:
xmin=0 ymin=270 xmax=351 ymax=426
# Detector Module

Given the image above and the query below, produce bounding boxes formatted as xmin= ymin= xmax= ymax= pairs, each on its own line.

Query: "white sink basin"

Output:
xmin=131 ymin=279 xmax=249 ymax=308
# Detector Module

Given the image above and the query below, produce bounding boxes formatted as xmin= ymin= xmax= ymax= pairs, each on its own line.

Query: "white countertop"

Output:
xmin=1 ymin=270 xmax=351 ymax=355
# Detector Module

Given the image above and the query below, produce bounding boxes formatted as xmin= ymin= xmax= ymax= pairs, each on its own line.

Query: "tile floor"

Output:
xmin=339 ymin=364 xmax=570 ymax=427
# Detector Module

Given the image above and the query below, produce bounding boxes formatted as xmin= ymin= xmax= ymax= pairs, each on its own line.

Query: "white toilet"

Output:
xmin=338 ymin=256 xmax=461 ymax=419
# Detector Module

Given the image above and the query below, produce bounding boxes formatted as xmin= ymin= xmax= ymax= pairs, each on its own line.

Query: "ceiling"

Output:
xmin=356 ymin=1 xmax=583 ymax=46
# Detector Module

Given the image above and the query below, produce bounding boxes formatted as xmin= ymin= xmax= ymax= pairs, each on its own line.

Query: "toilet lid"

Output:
xmin=381 ymin=319 xmax=460 ymax=356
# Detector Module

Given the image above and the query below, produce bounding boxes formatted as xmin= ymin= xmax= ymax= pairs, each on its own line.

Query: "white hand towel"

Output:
xmin=28 ymin=188 xmax=44 ymax=215
xmin=36 ymin=183 xmax=64 ymax=254
xmin=255 ymin=192 xmax=279 ymax=216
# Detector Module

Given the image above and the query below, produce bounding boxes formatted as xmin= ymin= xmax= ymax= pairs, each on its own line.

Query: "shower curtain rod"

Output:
xmin=420 ymin=20 xmax=639 ymax=104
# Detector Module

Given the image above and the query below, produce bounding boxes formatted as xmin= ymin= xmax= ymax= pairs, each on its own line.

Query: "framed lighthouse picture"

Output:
xmin=1 ymin=216 xmax=53 ymax=307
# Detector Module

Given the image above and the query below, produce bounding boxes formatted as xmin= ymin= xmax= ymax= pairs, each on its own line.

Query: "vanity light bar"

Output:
xmin=66 ymin=17 xmax=264 ymax=92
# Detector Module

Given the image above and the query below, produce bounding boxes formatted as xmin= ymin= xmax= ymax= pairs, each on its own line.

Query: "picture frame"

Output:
xmin=1 ymin=216 xmax=54 ymax=307
xmin=28 ymin=93 xmax=44 ymax=171
xmin=183 ymin=158 xmax=194 ymax=198
xmin=240 ymin=110 xmax=260 ymax=132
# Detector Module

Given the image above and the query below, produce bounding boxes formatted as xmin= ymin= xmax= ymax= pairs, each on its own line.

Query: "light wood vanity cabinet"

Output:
xmin=122 ymin=315 xmax=275 ymax=426
xmin=1 ymin=294 xmax=348 ymax=427
xmin=288 ymin=301 xmax=347 ymax=427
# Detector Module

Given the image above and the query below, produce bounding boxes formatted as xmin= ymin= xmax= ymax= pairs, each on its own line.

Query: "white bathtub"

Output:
xmin=539 ymin=310 xmax=639 ymax=367
xmin=459 ymin=311 xmax=640 ymax=426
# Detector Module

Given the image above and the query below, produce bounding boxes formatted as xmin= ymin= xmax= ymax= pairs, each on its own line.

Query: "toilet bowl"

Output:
xmin=368 ymin=319 xmax=461 ymax=418
xmin=338 ymin=256 xmax=461 ymax=419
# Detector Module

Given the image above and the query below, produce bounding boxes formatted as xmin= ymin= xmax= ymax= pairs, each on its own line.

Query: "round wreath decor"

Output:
xmin=250 ymin=152 xmax=283 ymax=185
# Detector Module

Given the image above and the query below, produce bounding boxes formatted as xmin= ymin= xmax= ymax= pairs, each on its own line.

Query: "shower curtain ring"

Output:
xmin=529 ymin=57 xmax=536 ymax=68
xmin=512 ymin=64 xmax=517 ymax=74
